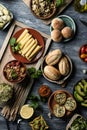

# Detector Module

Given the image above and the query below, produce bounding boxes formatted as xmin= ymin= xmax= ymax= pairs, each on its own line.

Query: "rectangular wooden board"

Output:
xmin=22 ymin=0 xmax=73 ymax=25
xmin=0 ymin=21 xmax=52 ymax=121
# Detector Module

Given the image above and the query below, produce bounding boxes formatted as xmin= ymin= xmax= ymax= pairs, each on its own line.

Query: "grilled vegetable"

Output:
xmin=69 ymin=116 xmax=87 ymax=130
xmin=74 ymin=79 xmax=87 ymax=107
xmin=65 ymin=97 xmax=76 ymax=111
xmin=0 ymin=83 xmax=13 ymax=104
xmin=29 ymin=115 xmax=49 ymax=130
xmin=53 ymin=104 xmax=65 ymax=117
xmin=0 ymin=4 xmax=12 ymax=29
xmin=54 ymin=92 xmax=66 ymax=105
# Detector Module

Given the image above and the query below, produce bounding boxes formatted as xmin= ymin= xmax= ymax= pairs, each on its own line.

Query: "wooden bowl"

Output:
xmin=3 ymin=60 xmax=27 ymax=83
xmin=48 ymin=90 xmax=76 ymax=118
xmin=41 ymin=54 xmax=73 ymax=85
xmin=29 ymin=0 xmax=57 ymax=20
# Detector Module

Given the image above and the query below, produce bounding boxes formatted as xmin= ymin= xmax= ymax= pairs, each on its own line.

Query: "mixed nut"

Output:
xmin=31 ymin=0 xmax=56 ymax=19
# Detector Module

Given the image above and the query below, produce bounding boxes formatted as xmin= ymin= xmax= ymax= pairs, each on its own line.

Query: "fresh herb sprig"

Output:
xmin=29 ymin=94 xmax=40 ymax=110
xmin=56 ymin=0 xmax=64 ymax=7
xmin=27 ymin=67 xmax=42 ymax=79
xmin=9 ymin=37 xmax=20 ymax=53
xmin=28 ymin=94 xmax=47 ymax=110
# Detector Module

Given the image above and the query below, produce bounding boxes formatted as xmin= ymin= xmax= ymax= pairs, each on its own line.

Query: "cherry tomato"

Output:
xmin=85 ymin=47 xmax=87 ymax=53
xmin=84 ymin=57 xmax=87 ymax=62
xmin=80 ymin=54 xmax=87 ymax=59
xmin=80 ymin=46 xmax=86 ymax=54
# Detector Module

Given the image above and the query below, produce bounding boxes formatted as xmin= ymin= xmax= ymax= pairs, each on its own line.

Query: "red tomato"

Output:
xmin=80 ymin=46 xmax=86 ymax=54
xmin=85 ymin=47 xmax=87 ymax=53
xmin=84 ymin=57 xmax=87 ymax=62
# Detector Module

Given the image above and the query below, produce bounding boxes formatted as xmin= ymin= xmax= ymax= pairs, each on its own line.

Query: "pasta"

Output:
xmin=16 ymin=29 xmax=42 ymax=61
xmin=17 ymin=29 xmax=28 ymax=43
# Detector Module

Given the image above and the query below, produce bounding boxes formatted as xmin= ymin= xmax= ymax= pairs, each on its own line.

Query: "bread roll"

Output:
xmin=51 ymin=29 xmax=62 ymax=42
xmin=45 ymin=49 xmax=62 ymax=65
xmin=58 ymin=56 xmax=70 ymax=76
xmin=61 ymin=26 xmax=73 ymax=39
xmin=44 ymin=65 xmax=61 ymax=81
xmin=51 ymin=18 xmax=64 ymax=30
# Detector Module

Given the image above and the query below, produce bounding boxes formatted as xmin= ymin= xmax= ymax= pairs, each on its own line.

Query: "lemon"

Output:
xmin=20 ymin=104 xmax=34 ymax=119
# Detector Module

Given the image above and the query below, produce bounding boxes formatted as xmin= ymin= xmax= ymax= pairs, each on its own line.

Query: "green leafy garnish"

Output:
xmin=56 ymin=0 xmax=64 ymax=7
xmin=11 ymin=69 xmax=18 ymax=79
xmin=29 ymin=101 xmax=39 ymax=110
xmin=29 ymin=94 xmax=40 ymax=110
xmin=69 ymin=116 xmax=87 ymax=130
xmin=9 ymin=37 xmax=16 ymax=46
xmin=27 ymin=67 xmax=42 ymax=79
xmin=9 ymin=37 xmax=20 ymax=53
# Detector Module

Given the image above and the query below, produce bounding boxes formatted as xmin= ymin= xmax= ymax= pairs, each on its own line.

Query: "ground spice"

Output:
xmin=38 ymin=85 xmax=51 ymax=98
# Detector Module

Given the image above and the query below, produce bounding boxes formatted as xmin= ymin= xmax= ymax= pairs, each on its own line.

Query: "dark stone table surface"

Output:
xmin=0 ymin=0 xmax=87 ymax=130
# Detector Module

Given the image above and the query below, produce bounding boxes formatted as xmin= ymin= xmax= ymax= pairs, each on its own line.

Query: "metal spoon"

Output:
xmin=16 ymin=119 xmax=22 ymax=130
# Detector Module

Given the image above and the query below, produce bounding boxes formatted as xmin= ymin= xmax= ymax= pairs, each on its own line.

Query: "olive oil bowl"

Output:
xmin=0 ymin=3 xmax=13 ymax=30
xmin=41 ymin=54 xmax=73 ymax=85
xmin=73 ymin=79 xmax=87 ymax=107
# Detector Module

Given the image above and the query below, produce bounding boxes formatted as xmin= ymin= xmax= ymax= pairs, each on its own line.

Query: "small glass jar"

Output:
xmin=74 ymin=0 xmax=87 ymax=12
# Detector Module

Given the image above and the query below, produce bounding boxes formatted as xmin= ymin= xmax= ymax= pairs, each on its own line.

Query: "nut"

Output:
xmin=45 ymin=49 xmax=62 ymax=65
xmin=58 ymin=56 xmax=70 ymax=76
xmin=44 ymin=65 xmax=61 ymax=81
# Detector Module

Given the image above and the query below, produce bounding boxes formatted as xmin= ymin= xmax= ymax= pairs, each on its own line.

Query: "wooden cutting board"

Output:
xmin=22 ymin=0 xmax=73 ymax=25
xmin=0 ymin=21 xmax=52 ymax=121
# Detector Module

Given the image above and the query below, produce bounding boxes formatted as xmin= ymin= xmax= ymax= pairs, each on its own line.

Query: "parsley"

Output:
xmin=9 ymin=37 xmax=16 ymax=46
xmin=27 ymin=67 xmax=42 ymax=79
xmin=9 ymin=37 xmax=20 ymax=53
xmin=56 ymin=0 xmax=64 ymax=7
xmin=11 ymin=69 xmax=18 ymax=79
xmin=29 ymin=94 xmax=40 ymax=110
